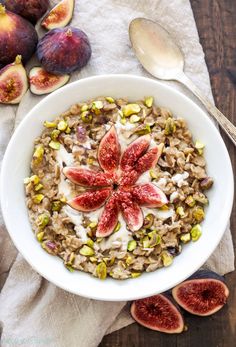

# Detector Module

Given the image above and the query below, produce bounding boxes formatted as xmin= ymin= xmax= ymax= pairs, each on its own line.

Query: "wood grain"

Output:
xmin=100 ymin=1 xmax=236 ymax=345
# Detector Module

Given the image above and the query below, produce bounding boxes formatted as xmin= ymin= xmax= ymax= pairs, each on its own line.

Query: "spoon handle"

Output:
xmin=176 ymin=72 xmax=236 ymax=146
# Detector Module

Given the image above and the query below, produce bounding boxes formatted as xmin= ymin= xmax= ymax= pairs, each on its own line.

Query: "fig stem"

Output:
xmin=66 ymin=28 xmax=73 ymax=37
xmin=14 ymin=55 xmax=22 ymax=65
xmin=0 ymin=4 xmax=6 ymax=14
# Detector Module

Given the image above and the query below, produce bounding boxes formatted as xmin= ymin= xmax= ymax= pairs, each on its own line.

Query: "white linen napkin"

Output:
xmin=0 ymin=1 xmax=234 ymax=346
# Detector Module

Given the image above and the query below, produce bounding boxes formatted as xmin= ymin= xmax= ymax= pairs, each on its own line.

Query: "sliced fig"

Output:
xmin=131 ymin=293 xmax=184 ymax=334
xmin=41 ymin=0 xmax=74 ymax=30
xmin=0 ymin=5 xmax=38 ymax=67
xmin=67 ymin=187 xmax=111 ymax=212
xmin=63 ymin=167 xmax=112 ymax=187
xmin=172 ymin=270 xmax=229 ymax=316
xmin=120 ymin=135 xmax=150 ymax=170
xmin=2 ymin=0 xmax=49 ymax=24
xmin=0 ymin=55 xmax=28 ymax=104
xmin=119 ymin=169 xmax=139 ymax=186
xmin=118 ymin=191 xmax=143 ymax=231
xmin=29 ymin=67 xmax=70 ymax=95
xmin=98 ymin=125 xmax=121 ymax=173
xmin=132 ymin=183 xmax=168 ymax=208
xmin=37 ymin=27 xmax=91 ymax=75
xmin=96 ymin=195 xmax=119 ymax=237
xmin=136 ymin=144 xmax=164 ymax=174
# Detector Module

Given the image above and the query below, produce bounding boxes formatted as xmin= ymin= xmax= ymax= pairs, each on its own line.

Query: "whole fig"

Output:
xmin=1 ymin=0 xmax=49 ymax=24
xmin=37 ymin=27 xmax=92 ymax=75
xmin=0 ymin=5 xmax=38 ymax=67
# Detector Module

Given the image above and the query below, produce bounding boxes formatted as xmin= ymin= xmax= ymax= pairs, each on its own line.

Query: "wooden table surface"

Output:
xmin=100 ymin=1 xmax=236 ymax=346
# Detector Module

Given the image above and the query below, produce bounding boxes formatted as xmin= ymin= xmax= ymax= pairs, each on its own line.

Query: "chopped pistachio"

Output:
xmin=134 ymin=124 xmax=151 ymax=135
xmin=114 ymin=221 xmax=121 ymax=233
xmin=81 ymin=104 xmax=88 ymax=112
xmin=51 ymin=200 xmax=62 ymax=211
xmin=161 ymin=251 xmax=173 ymax=266
xmin=33 ymin=145 xmax=44 ymax=165
xmin=143 ymin=214 xmax=154 ymax=229
xmin=65 ymin=126 xmax=71 ymax=134
xmin=51 ymin=129 xmax=60 ymax=140
xmin=149 ymin=169 xmax=158 ymax=179
xmin=131 ymin=272 xmax=141 ymax=278
xmin=118 ymin=109 xmax=124 ymax=118
xmin=41 ymin=241 xmax=57 ymax=255
xmin=144 ymin=96 xmax=154 ymax=108
xmin=88 ymin=221 xmax=98 ymax=229
xmin=96 ymin=237 xmax=103 ymax=243
xmin=106 ymin=96 xmax=115 ymax=103
xmin=57 ymin=120 xmax=68 ymax=131
xmin=190 ymin=224 xmax=202 ymax=241
xmin=122 ymin=103 xmax=141 ymax=117
xmin=49 ymin=141 xmax=60 ymax=150
xmin=65 ymin=265 xmax=74 ymax=272
xmin=87 ymin=157 xmax=94 ymax=165
xmin=193 ymin=207 xmax=205 ymax=222
xmin=159 ymin=204 xmax=169 ymax=211
xmin=34 ymin=183 xmax=43 ymax=191
xmin=195 ymin=140 xmax=205 ymax=155
xmin=193 ymin=192 xmax=208 ymax=205
xmin=126 ymin=255 xmax=133 ymax=266
xmin=127 ymin=240 xmax=137 ymax=251
xmin=60 ymin=196 xmax=67 ymax=203
xmin=142 ymin=236 xmax=150 ymax=248
xmin=180 ymin=233 xmax=191 ymax=243
xmin=176 ymin=206 xmax=185 ymax=218
xmin=200 ymin=177 xmax=214 ymax=190
xmin=36 ymin=231 xmax=44 ymax=242
xmin=79 ymin=245 xmax=94 ymax=256
xmin=130 ymin=114 xmax=141 ymax=123
xmin=33 ymin=194 xmax=44 ymax=204
xmin=29 ymin=175 xmax=40 ymax=185
xmin=185 ymin=195 xmax=196 ymax=207
xmin=89 ymin=257 xmax=97 ymax=263
xmin=96 ymin=262 xmax=107 ymax=279
xmin=81 ymin=111 xmax=93 ymax=123
xmin=103 ymin=257 xmax=115 ymax=266
xmin=36 ymin=213 xmax=49 ymax=228
xmin=86 ymin=238 xmax=94 ymax=248
xmin=120 ymin=117 xmax=126 ymax=125
xmin=164 ymin=117 xmax=176 ymax=135
xmin=92 ymin=100 xmax=103 ymax=110
xmin=44 ymin=121 xmax=57 ymax=128
xmin=148 ymin=231 xmax=161 ymax=246
xmin=67 ymin=252 xmax=75 ymax=265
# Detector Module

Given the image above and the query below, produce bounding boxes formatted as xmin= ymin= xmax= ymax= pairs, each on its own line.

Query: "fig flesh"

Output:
xmin=0 ymin=5 xmax=38 ymax=67
xmin=96 ymin=195 xmax=119 ymax=237
xmin=63 ymin=167 xmax=112 ymax=187
xmin=37 ymin=27 xmax=92 ymax=75
xmin=0 ymin=55 xmax=28 ymax=104
xmin=136 ymin=144 xmax=163 ymax=174
xmin=29 ymin=67 xmax=69 ymax=95
xmin=1 ymin=0 xmax=49 ymax=24
xmin=120 ymin=135 xmax=150 ymax=170
xmin=132 ymin=183 xmax=168 ymax=207
xmin=118 ymin=191 xmax=143 ymax=231
xmin=67 ymin=188 xmax=111 ymax=212
xmin=131 ymin=293 xmax=184 ymax=334
xmin=41 ymin=0 xmax=74 ymax=30
xmin=98 ymin=125 xmax=121 ymax=173
xmin=172 ymin=270 xmax=229 ymax=316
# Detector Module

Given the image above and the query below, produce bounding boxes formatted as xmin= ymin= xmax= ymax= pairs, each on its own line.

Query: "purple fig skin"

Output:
xmin=37 ymin=27 xmax=92 ymax=75
xmin=0 ymin=6 xmax=38 ymax=66
xmin=1 ymin=0 xmax=49 ymax=24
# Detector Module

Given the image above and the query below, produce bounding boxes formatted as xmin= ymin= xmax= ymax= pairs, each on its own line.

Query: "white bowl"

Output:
xmin=1 ymin=75 xmax=234 ymax=301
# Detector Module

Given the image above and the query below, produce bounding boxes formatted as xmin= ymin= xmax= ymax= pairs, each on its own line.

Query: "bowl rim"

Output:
xmin=1 ymin=74 xmax=234 ymax=301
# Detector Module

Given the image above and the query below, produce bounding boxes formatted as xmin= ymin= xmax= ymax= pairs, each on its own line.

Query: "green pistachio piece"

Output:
xmin=176 ymin=206 xmax=185 ymax=218
xmin=87 ymin=238 xmax=94 ymax=248
xmin=164 ymin=117 xmax=176 ymax=135
xmin=127 ymin=240 xmax=137 ymax=251
xmin=89 ymin=257 xmax=97 ymax=263
xmin=180 ymin=233 xmax=191 ymax=243
xmin=57 ymin=120 xmax=68 ymax=131
xmin=34 ymin=183 xmax=43 ymax=191
xmin=193 ymin=192 xmax=208 ymax=205
xmin=88 ymin=221 xmax=98 ymax=229
xmin=131 ymin=272 xmax=141 ymax=278
xmin=114 ymin=221 xmax=121 ymax=233
xmin=36 ymin=231 xmax=44 ymax=242
xmin=79 ymin=245 xmax=94 ymax=256
xmin=81 ymin=104 xmax=88 ymax=112
xmin=51 ymin=129 xmax=60 ymax=140
xmin=195 ymin=140 xmax=205 ymax=155
xmin=193 ymin=207 xmax=205 ymax=222
xmin=149 ymin=169 xmax=158 ymax=179
xmin=49 ymin=141 xmax=60 ymax=150
xmin=44 ymin=121 xmax=57 ymax=128
xmin=67 ymin=252 xmax=75 ymax=266
xmin=28 ymin=175 xmax=40 ymax=185
xmin=122 ymin=103 xmax=141 ymax=117
xmin=143 ymin=214 xmax=154 ymax=229
xmin=65 ymin=127 xmax=71 ymax=134
xmin=120 ymin=118 xmax=126 ymax=125
xmin=65 ymin=265 xmax=74 ymax=272
xmin=36 ymin=213 xmax=49 ymax=228
xmin=130 ymin=114 xmax=141 ymax=123
xmin=106 ymin=96 xmax=115 ymax=103
xmin=81 ymin=111 xmax=93 ymax=123
xmin=33 ymin=145 xmax=44 ymax=165
xmin=190 ymin=224 xmax=202 ymax=241
xmin=96 ymin=262 xmax=107 ymax=279
xmin=142 ymin=236 xmax=150 ymax=248
xmin=134 ymin=124 xmax=151 ymax=135
xmin=144 ymin=96 xmax=154 ymax=108
xmin=92 ymin=101 xmax=103 ymax=110
xmin=125 ymin=255 xmax=133 ymax=266
xmin=51 ymin=200 xmax=62 ymax=212
xmin=33 ymin=194 xmax=44 ymax=204
xmin=185 ymin=195 xmax=196 ymax=207
xmin=161 ymin=251 xmax=173 ymax=266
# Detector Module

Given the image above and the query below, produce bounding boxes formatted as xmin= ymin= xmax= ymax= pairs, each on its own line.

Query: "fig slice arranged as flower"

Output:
xmin=98 ymin=125 xmax=121 ymax=173
xmin=118 ymin=191 xmax=143 ymax=232
xmin=132 ymin=183 xmax=168 ymax=207
xmin=136 ymin=143 xmax=164 ymax=174
xmin=120 ymin=134 xmax=150 ymax=170
xmin=96 ymin=195 xmax=119 ymax=237
xmin=63 ymin=167 xmax=112 ymax=187
xmin=67 ymin=187 xmax=111 ymax=212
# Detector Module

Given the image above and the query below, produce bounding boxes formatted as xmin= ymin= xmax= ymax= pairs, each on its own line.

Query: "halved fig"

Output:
xmin=0 ymin=55 xmax=28 ymax=104
xmin=98 ymin=125 xmax=121 ymax=173
xmin=132 ymin=183 xmax=168 ymax=207
xmin=136 ymin=144 xmax=164 ymax=173
xmin=41 ymin=0 xmax=74 ymax=30
xmin=120 ymin=135 xmax=150 ymax=170
xmin=96 ymin=195 xmax=119 ymax=237
xmin=67 ymin=187 xmax=111 ymax=212
xmin=131 ymin=293 xmax=184 ymax=334
xmin=118 ymin=191 xmax=143 ymax=231
xmin=63 ymin=167 xmax=112 ymax=187
xmin=29 ymin=67 xmax=70 ymax=95
xmin=172 ymin=270 xmax=229 ymax=316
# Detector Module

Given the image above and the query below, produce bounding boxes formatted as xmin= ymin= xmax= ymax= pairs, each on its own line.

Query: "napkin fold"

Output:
xmin=0 ymin=1 xmax=234 ymax=346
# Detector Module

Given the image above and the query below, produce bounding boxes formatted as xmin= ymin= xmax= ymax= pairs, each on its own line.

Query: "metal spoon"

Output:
xmin=129 ymin=18 xmax=236 ymax=146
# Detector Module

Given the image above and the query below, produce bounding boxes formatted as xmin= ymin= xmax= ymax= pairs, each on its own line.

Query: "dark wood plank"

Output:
xmin=100 ymin=1 xmax=236 ymax=346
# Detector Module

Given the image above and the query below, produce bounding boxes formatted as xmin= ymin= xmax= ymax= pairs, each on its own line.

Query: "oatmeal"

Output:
xmin=24 ymin=96 xmax=213 ymax=279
